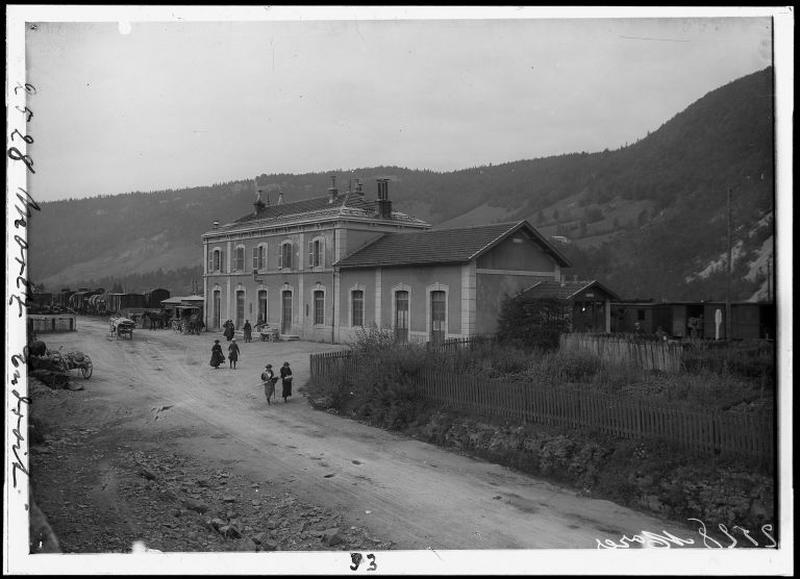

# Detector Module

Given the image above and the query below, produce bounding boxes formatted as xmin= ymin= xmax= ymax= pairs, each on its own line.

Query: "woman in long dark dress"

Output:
xmin=280 ymin=362 xmax=293 ymax=402
xmin=210 ymin=340 xmax=225 ymax=369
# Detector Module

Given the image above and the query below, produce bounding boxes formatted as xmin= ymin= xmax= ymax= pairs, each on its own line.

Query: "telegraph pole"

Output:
xmin=726 ymin=187 xmax=732 ymax=340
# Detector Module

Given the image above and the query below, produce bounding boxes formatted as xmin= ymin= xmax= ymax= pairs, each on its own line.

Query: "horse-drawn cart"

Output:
xmin=64 ymin=350 xmax=93 ymax=378
xmin=255 ymin=322 xmax=280 ymax=342
xmin=110 ymin=316 xmax=136 ymax=340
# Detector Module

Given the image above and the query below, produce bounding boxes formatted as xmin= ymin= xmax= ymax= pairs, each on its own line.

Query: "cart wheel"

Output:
xmin=81 ymin=361 xmax=93 ymax=379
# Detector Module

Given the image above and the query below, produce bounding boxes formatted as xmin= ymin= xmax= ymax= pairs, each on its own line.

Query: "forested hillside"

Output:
xmin=28 ymin=67 xmax=775 ymax=301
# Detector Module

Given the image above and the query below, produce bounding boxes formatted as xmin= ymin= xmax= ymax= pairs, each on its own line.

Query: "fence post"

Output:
xmin=636 ymin=399 xmax=642 ymax=437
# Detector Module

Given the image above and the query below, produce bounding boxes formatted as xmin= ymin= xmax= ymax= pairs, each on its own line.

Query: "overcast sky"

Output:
xmin=22 ymin=10 xmax=773 ymax=203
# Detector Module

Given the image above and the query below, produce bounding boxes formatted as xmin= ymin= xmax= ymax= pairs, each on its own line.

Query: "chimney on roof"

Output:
xmin=355 ymin=178 xmax=364 ymax=195
xmin=376 ymin=178 xmax=392 ymax=218
xmin=212 ymin=220 xmax=219 ymax=229
xmin=277 ymin=191 xmax=284 ymax=205
xmin=253 ymin=180 xmax=267 ymax=214
xmin=328 ymin=174 xmax=339 ymax=204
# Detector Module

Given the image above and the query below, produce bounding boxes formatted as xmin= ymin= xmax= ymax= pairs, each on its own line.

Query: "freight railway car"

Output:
xmin=31 ymin=292 xmax=53 ymax=309
xmin=144 ymin=288 xmax=170 ymax=309
xmin=87 ymin=293 xmax=107 ymax=315
xmin=54 ymin=288 xmax=75 ymax=309
xmin=105 ymin=292 xmax=147 ymax=314
xmin=51 ymin=287 xmax=173 ymax=319
xmin=68 ymin=288 xmax=105 ymax=314
xmin=610 ymin=301 xmax=775 ymax=340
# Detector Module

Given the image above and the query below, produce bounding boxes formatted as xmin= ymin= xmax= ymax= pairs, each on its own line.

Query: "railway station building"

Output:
xmin=201 ymin=177 xmax=572 ymax=344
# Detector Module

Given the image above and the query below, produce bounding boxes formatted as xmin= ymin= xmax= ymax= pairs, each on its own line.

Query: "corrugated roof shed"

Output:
xmin=336 ymin=220 xmax=570 ymax=269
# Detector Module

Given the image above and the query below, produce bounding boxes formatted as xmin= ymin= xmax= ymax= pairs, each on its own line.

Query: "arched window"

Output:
xmin=313 ymin=289 xmax=325 ymax=325
xmin=257 ymin=289 xmax=268 ymax=324
xmin=212 ymin=248 xmax=222 ymax=272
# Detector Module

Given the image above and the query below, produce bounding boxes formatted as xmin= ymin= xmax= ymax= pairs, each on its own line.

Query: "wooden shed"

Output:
xmin=520 ymin=279 xmax=620 ymax=333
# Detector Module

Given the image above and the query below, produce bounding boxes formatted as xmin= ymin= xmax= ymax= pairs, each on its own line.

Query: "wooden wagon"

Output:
xmin=255 ymin=322 xmax=280 ymax=342
xmin=64 ymin=350 xmax=93 ymax=378
xmin=110 ymin=316 xmax=136 ymax=340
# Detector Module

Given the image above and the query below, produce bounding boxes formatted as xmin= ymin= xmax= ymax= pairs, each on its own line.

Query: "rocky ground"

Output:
xmin=28 ymin=379 xmax=390 ymax=554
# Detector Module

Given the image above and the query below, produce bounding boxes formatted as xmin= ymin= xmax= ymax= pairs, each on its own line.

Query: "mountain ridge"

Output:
xmin=28 ymin=67 xmax=775 ymax=301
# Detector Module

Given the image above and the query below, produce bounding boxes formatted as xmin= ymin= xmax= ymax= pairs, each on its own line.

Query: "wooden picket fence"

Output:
xmin=310 ymin=350 xmax=773 ymax=461
xmin=560 ymin=333 xmax=684 ymax=372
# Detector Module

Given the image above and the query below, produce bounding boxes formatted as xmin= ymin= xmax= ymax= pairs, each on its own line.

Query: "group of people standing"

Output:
xmin=209 ymin=338 xmax=240 ymax=369
xmin=209 ymin=322 xmax=293 ymax=406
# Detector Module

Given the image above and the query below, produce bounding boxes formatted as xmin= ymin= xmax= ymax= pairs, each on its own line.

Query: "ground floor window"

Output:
xmin=314 ymin=290 xmax=325 ymax=325
xmin=395 ymin=290 xmax=409 ymax=343
xmin=235 ymin=290 xmax=245 ymax=328
xmin=430 ymin=290 xmax=446 ymax=344
xmin=213 ymin=289 xmax=221 ymax=328
xmin=351 ymin=290 xmax=364 ymax=327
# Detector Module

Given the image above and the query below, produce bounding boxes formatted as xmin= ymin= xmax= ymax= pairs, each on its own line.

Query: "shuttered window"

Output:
xmin=308 ymin=238 xmax=323 ymax=268
xmin=234 ymin=246 xmax=245 ymax=271
xmin=279 ymin=242 xmax=292 ymax=269
xmin=252 ymin=244 xmax=266 ymax=271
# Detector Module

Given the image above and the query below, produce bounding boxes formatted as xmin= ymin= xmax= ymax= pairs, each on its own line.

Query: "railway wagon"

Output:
xmin=55 ymin=288 xmax=75 ymax=309
xmin=610 ymin=301 xmax=775 ymax=340
xmin=68 ymin=288 xmax=104 ymax=313
xmin=87 ymin=293 xmax=107 ymax=315
xmin=31 ymin=292 xmax=53 ymax=309
xmin=144 ymin=288 xmax=170 ymax=309
xmin=106 ymin=292 xmax=146 ymax=315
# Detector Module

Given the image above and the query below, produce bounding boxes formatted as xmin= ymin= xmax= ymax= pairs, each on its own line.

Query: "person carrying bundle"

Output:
xmin=261 ymin=364 xmax=278 ymax=405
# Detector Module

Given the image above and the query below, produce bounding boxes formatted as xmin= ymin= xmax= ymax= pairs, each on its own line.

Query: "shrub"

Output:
xmin=683 ymin=340 xmax=775 ymax=387
xmin=523 ymin=349 xmax=602 ymax=385
xmin=497 ymin=296 xmax=570 ymax=352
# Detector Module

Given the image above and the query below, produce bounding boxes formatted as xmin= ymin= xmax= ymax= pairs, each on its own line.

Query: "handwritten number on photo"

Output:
xmin=14 ymin=82 xmax=36 ymax=95
xmin=8 ymin=147 xmax=35 ymax=173
xmin=350 ymin=552 xmax=377 ymax=571
xmin=15 ymin=105 xmax=33 ymax=122
xmin=688 ymin=518 xmax=724 ymax=548
xmin=349 ymin=553 xmax=362 ymax=570
xmin=11 ymin=128 xmax=33 ymax=144
xmin=761 ymin=524 xmax=777 ymax=548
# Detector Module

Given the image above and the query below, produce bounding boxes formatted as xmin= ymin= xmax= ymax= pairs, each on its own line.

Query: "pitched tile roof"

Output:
xmin=336 ymin=220 xmax=571 ymax=269
xmin=521 ymin=279 xmax=620 ymax=301
xmin=210 ymin=193 xmax=428 ymax=233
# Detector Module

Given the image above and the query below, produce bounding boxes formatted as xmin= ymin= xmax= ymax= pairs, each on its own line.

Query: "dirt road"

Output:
xmin=29 ymin=317 xmax=700 ymax=551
